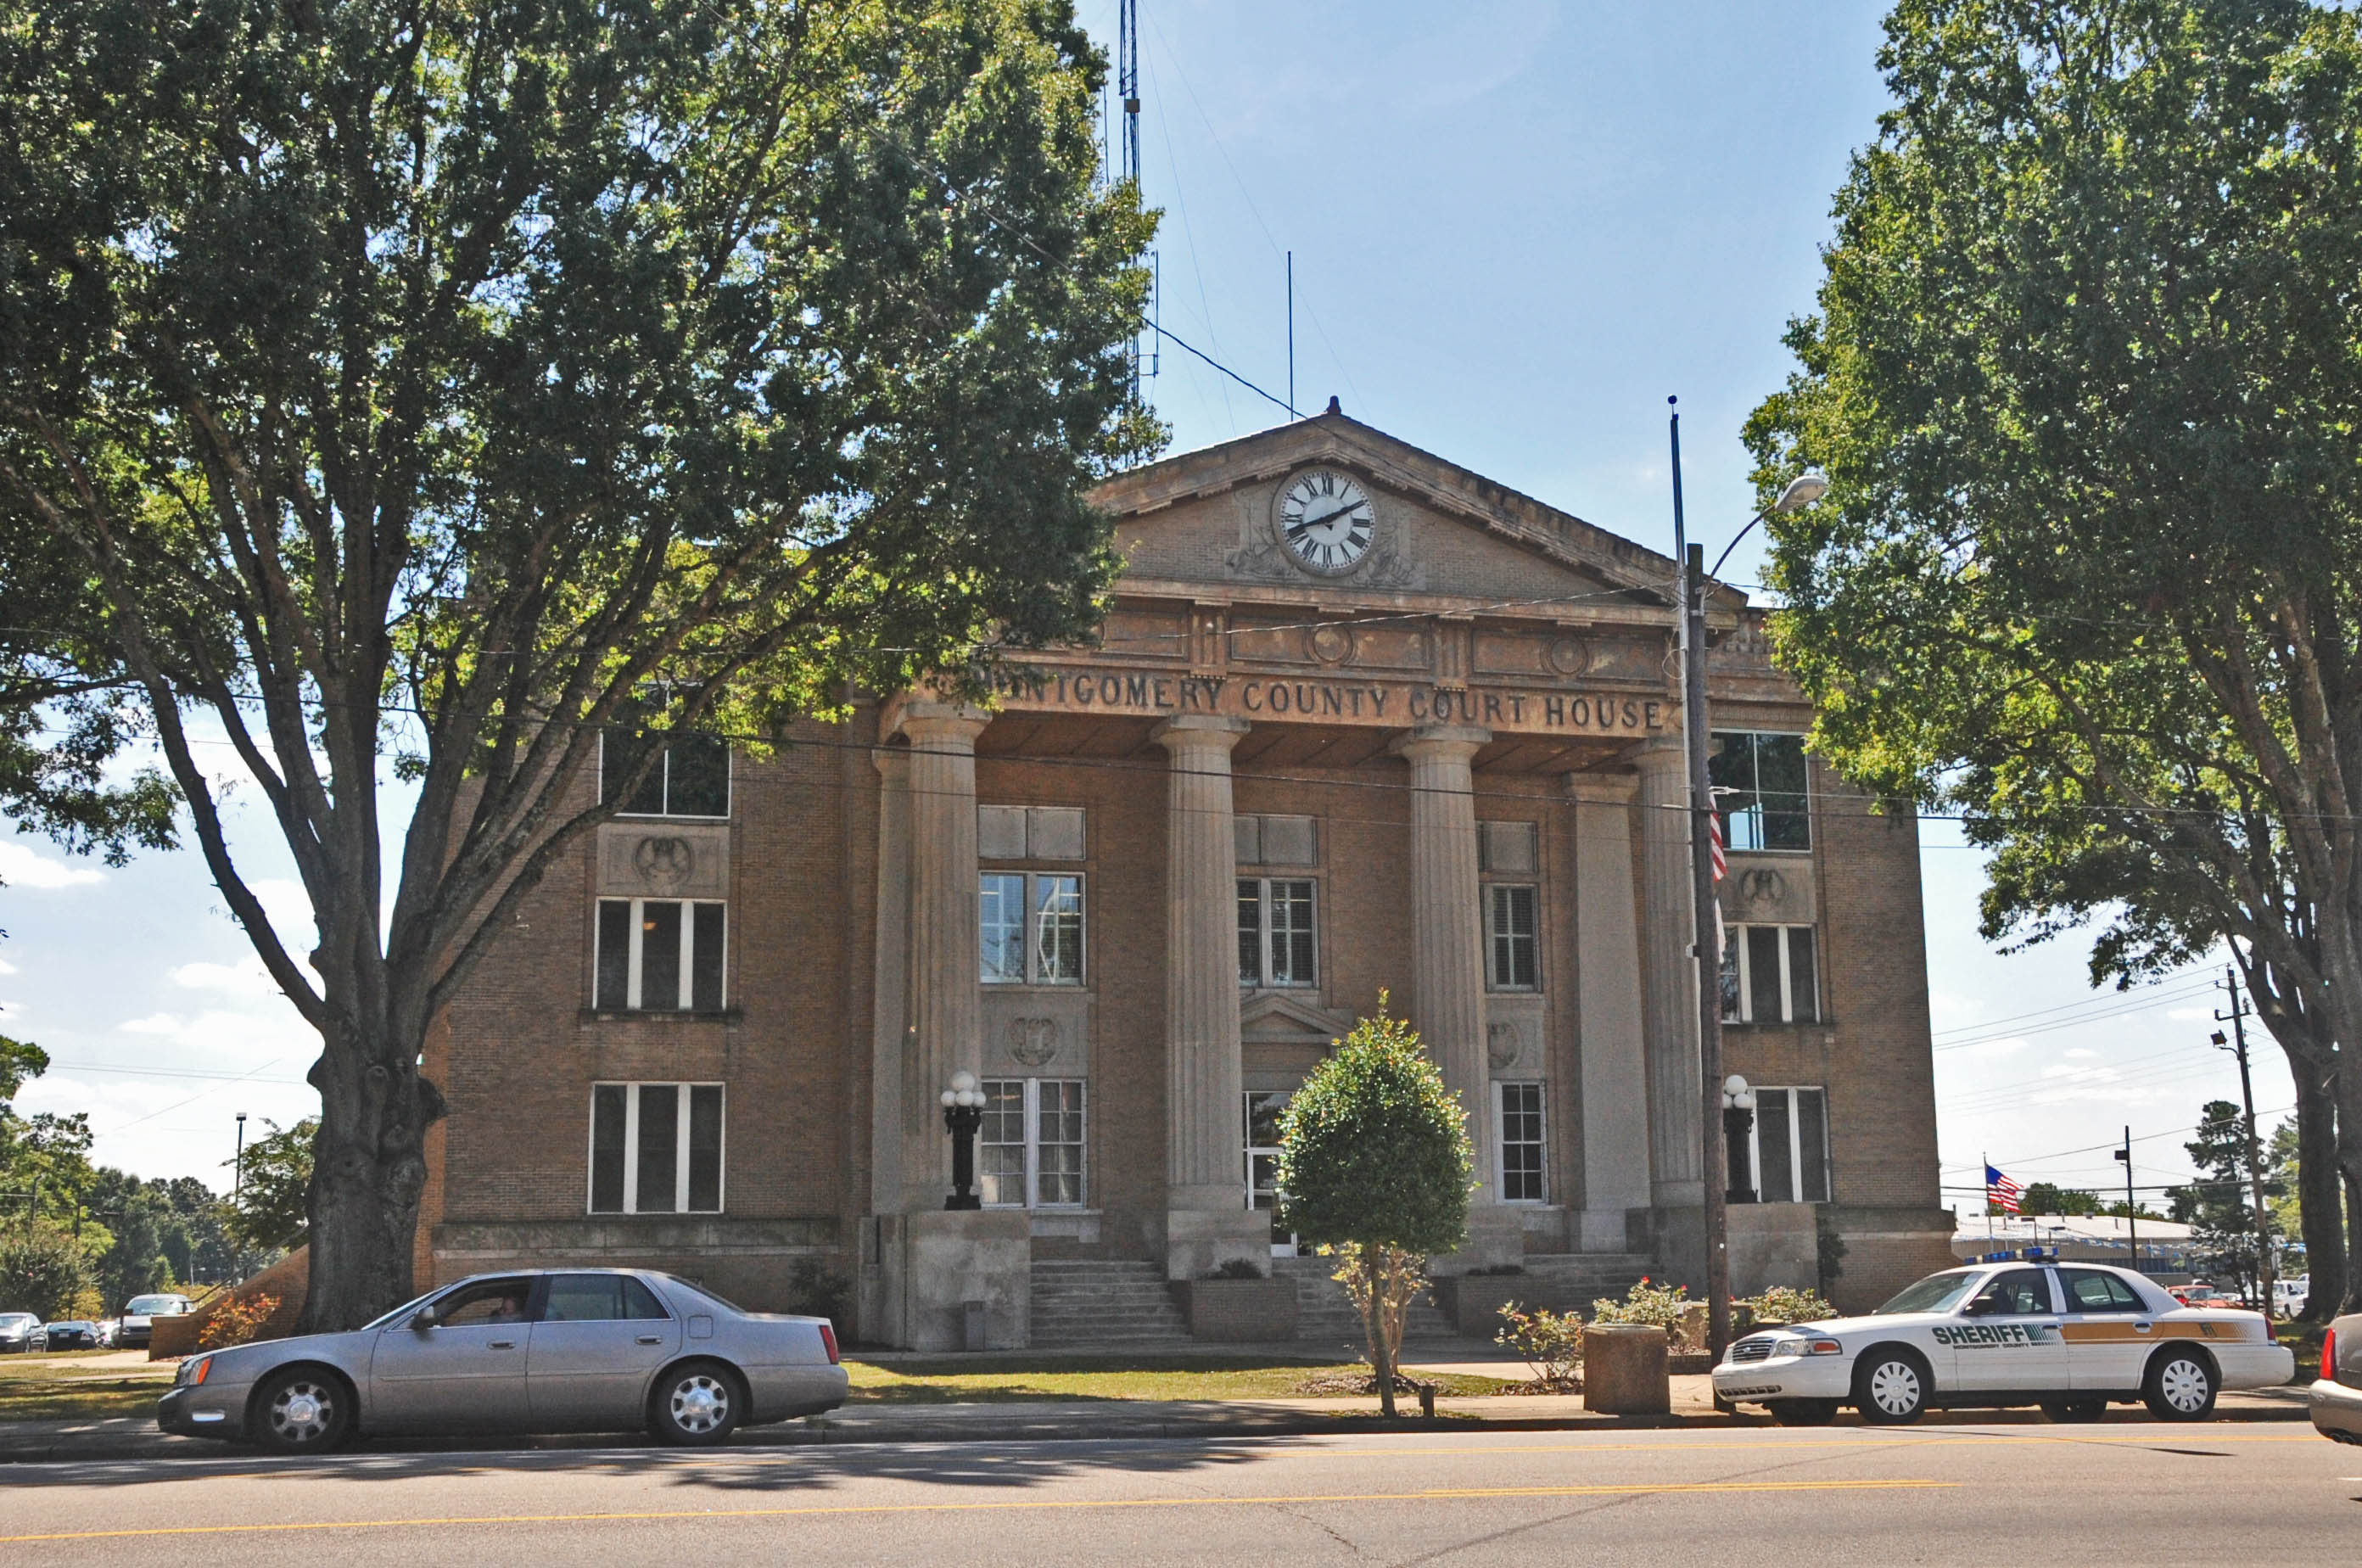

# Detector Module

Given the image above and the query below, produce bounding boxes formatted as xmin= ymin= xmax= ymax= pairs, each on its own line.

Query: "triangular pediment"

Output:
xmin=1091 ymin=409 xmax=1714 ymax=606
xmin=1239 ymin=992 xmax=1354 ymax=1043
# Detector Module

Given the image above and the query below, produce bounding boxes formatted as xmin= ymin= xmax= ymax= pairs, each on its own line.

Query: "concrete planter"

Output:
xmin=1179 ymin=1277 xmax=1299 ymax=1342
xmin=1432 ymin=1273 xmax=1531 ymax=1336
xmin=1581 ymin=1322 xmax=1670 ymax=1414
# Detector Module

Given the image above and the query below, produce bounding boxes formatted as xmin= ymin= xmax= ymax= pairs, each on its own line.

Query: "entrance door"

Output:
xmin=1244 ymin=1091 xmax=1297 ymax=1256
xmin=368 ymin=1276 xmax=536 ymax=1431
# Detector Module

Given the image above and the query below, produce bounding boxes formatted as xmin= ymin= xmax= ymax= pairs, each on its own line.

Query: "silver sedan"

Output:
xmin=158 ymin=1268 xmax=848 ymax=1453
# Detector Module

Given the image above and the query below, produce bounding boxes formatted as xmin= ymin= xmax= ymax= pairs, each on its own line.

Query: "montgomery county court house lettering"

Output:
xmin=417 ymin=411 xmax=1956 ymax=1350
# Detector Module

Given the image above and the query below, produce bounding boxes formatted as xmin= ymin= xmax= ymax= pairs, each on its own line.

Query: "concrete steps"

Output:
xmin=1028 ymin=1259 xmax=1190 ymax=1346
xmin=1276 ymin=1256 xmax=1456 ymax=1347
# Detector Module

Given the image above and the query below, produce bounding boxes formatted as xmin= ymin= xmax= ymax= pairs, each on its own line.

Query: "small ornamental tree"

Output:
xmin=1276 ymin=1002 xmax=1472 ymax=1417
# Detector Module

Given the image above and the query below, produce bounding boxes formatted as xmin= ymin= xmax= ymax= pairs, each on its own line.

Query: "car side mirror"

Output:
xmin=411 ymin=1305 xmax=440 ymax=1331
xmin=1961 ymin=1297 xmax=1997 ymax=1318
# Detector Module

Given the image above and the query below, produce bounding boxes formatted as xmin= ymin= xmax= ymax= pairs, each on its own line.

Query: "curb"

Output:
xmin=0 ymin=1396 xmax=2311 ymax=1464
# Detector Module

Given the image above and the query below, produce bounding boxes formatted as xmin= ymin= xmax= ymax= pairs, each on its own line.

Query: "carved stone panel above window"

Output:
xmin=596 ymin=822 xmax=730 ymax=899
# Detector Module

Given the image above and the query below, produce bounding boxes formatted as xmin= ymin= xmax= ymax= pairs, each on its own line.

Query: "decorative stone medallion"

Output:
xmin=632 ymin=835 xmax=697 ymax=892
xmin=1546 ymin=635 xmax=1591 ymax=675
xmin=1007 ymin=1016 xmax=1060 ymax=1067
xmin=1487 ymin=1021 xmax=1525 ymax=1072
xmin=1307 ymin=622 xmax=1355 ymax=665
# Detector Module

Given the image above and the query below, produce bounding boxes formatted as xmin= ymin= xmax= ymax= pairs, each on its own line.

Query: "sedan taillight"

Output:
xmin=2326 ymin=1326 xmax=2338 ymax=1383
xmin=820 ymin=1323 xmax=840 ymax=1365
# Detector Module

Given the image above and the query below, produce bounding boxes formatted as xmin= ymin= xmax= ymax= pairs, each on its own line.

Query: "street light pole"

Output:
xmin=234 ymin=1112 xmax=248 ymax=1202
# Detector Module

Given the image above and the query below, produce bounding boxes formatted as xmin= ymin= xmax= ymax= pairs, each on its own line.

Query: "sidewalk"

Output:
xmin=0 ymin=1376 xmax=2313 ymax=1464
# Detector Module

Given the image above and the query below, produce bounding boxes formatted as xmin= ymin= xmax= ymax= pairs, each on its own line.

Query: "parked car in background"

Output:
xmin=2311 ymin=1312 xmax=2362 ymax=1444
xmin=2276 ymin=1278 xmax=2310 ymax=1318
xmin=160 ymin=1268 xmax=848 ymax=1453
xmin=116 ymin=1293 xmax=193 ymax=1351
xmin=0 ymin=1313 xmax=49 ymax=1353
xmin=42 ymin=1320 xmax=103 ymax=1351
xmin=95 ymin=1319 xmax=118 ymax=1347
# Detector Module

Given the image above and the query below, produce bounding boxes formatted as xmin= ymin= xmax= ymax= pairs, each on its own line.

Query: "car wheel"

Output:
xmin=1853 ymin=1351 xmax=1929 ymax=1425
xmin=2040 ymin=1400 xmax=2107 ymax=1423
xmin=1768 ymin=1398 xmax=1841 ymax=1426
xmin=650 ymin=1361 xmax=744 ymax=1447
xmin=249 ymin=1367 xmax=352 ymax=1454
xmin=2143 ymin=1349 xmax=2217 ymax=1421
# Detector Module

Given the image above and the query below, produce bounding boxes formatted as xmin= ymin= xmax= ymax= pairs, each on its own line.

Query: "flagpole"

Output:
xmin=1984 ymin=1154 xmax=1992 ymax=1247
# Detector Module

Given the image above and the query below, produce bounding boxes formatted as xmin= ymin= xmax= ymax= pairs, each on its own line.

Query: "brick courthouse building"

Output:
xmin=417 ymin=412 xmax=1956 ymax=1348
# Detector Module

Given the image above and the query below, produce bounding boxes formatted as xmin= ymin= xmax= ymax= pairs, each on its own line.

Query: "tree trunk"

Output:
xmin=2294 ymin=1066 xmax=2345 ymax=1320
xmin=2345 ymin=1161 xmax=2362 ymax=1317
xmin=1367 ymin=1253 xmax=1396 ymax=1420
xmin=296 ymin=1017 xmax=446 ymax=1334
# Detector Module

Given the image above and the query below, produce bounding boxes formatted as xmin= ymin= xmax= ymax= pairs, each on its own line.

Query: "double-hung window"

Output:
xmin=1708 ymin=731 xmax=1810 ymax=851
xmin=979 ymin=874 xmax=1084 ymax=984
xmin=595 ymin=899 xmax=726 ymax=1011
xmin=1485 ymin=886 xmax=1539 ymax=991
xmin=1238 ymin=878 xmax=1318 ymax=988
xmin=601 ymin=730 xmax=730 ymax=818
xmin=978 ymin=1078 xmax=1086 ymax=1207
xmin=1497 ymin=1082 xmax=1547 ymax=1202
xmin=1735 ymin=1085 xmax=1830 ymax=1204
xmin=1719 ymin=923 xmax=1819 ymax=1023
xmin=589 ymin=1083 xmax=724 ymax=1213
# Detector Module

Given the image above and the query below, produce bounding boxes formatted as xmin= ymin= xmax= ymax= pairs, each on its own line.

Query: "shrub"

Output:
xmin=1591 ymin=1277 xmax=1706 ymax=1352
xmin=1494 ymin=1302 xmax=1582 ymax=1388
xmin=0 ymin=1227 xmax=96 ymax=1322
xmin=198 ymin=1293 xmax=282 ymax=1350
xmin=1738 ymin=1285 xmax=1837 ymax=1330
xmin=785 ymin=1257 xmax=852 ymax=1328
xmin=1278 ymin=1000 xmax=1473 ymax=1418
xmin=1206 ymin=1257 xmax=1268 ymax=1280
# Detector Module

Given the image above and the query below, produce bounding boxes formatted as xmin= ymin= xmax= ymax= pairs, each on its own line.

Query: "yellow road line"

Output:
xmin=0 ymin=1478 xmax=1955 ymax=1543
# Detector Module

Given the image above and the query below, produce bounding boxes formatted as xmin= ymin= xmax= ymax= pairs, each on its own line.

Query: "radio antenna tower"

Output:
xmin=1116 ymin=0 xmax=1155 ymax=393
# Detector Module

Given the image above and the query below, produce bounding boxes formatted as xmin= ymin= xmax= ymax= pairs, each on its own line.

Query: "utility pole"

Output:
xmin=2214 ymin=968 xmax=2277 ymax=1324
xmin=234 ymin=1112 xmax=248 ymax=1202
xmin=2114 ymin=1128 xmax=2137 ymax=1273
xmin=1668 ymin=397 xmax=1730 ymax=1357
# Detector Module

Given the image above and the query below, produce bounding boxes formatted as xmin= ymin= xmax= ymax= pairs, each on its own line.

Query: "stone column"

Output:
xmin=1393 ymin=722 xmax=1519 ymax=1267
xmin=1151 ymin=714 xmax=1266 ymax=1279
xmin=897 ymin=700 xmax=990 ymax=1207
xmin=1636 ymin=734 xmax=1704 ymax=1208
xmin=1568 ymin=770 xmax=1651 ymax=1252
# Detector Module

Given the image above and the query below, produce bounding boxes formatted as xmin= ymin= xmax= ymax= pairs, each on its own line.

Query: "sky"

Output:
xmin=0 ymin=1 xmax=2291 ymax=1223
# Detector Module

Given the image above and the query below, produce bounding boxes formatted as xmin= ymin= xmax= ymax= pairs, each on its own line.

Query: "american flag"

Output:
xmin=1708 ymin=805 xmax=1727 ymax=882
xmin=1986 ymin=1164 xmax=2023 ymax=1215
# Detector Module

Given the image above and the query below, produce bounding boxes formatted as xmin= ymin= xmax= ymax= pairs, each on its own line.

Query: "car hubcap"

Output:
xmin=671 ymin=1375 xmax=729 ymax=1433
xmin=272 ymin=1382 xmax=332 ymax=1442
xmin=1869 ymin=1362 xmax=1919 ymax=1414
xmin=2161 ymin=1360 xmax=2208 ymax=1412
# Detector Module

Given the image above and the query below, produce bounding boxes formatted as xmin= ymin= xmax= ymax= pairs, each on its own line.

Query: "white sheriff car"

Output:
xmin=1713 ymin=1252 xmax=2293 ymax=1425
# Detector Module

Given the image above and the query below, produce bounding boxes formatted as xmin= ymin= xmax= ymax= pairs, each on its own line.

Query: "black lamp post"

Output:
xmin=1721 ymin=1074 xmax=1759 ymax=1206
xmin=941 ymin=1070 xmax=985 ymax=1211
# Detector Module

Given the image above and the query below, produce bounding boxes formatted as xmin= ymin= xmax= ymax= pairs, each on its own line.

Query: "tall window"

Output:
xmin=589 ymin=1083 xmax=724 ymax=1213
xmin=1486 ymin=885 xmax=1538 ymax=991
xmin=1244 ymin=1090 xmax=1298 ymax=1252
xmin=1735 ymin=1085 xmax=1830 ymax=1204
xmin=1497 ymin=1082 xmax=1547 ymax=1201
xmin=601 ymin=731 xmax=730 ymax=818
xmin=595 ymin=899 xmax=725 ymax=1011
xmin=979 ymin=873 xmax=1084 ymax=985
xmin=1239 ymin=878 xmax=1318 ymax=988
xmin=1708 ymin=731 xmax=1810 ymax=851
xmin=1719 ymin=924 xmax=1819 ymax=1023
xmin=978 ymin=1078 xmax=1086 ymax=1207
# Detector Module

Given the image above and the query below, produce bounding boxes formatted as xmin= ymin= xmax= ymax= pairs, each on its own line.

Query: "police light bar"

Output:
xmin=1979 ymin=1252 xmax=2014 ymax=1263
xmin=2018 ymin=1246 xmax=2058 ymax=1261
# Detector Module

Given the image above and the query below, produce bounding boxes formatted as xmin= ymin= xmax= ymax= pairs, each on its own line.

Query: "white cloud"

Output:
xmin=115 ymin=1008 xmax=313 ymax=1056
xmin=2064 ymin=1048 xmax=2099 ymax=1060
xmin=0 ymin=842 xmax=104 ymax=889
xmin=2166 ymin=1006 xmax=2209 ymax=1022
xmin=243 ymin=878 xmax=316 ymax=949
xmin=0 ymin=958 xmax=17 ymax=976
xmin=169 ymin=959 xmax=280 ymax=999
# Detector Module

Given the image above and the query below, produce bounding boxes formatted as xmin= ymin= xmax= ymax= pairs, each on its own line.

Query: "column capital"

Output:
xmin=1564 ymin=769 xmax=1639 ymax=805
xmin=1151 ymin=713 xmax=1251 ymax=754
xmin=886 ymin=696 xmax=991 ymax=748
xmin=1390 ymin=723 xmax=1492 ymax=764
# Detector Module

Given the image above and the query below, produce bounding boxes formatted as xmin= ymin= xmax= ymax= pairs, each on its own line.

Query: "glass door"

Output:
xmin=1243 ymin=1090 xmax=1298 ymax=1257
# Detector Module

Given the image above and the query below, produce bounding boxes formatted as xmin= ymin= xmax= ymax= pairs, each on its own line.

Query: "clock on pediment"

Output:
xmin=1275 ymin=468 xmax=1376 ymax=577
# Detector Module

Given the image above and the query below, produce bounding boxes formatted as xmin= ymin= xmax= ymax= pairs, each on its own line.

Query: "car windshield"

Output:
xmin=1875 ymin=1269 xmax=1984 ymax=1315
xmin=0 ymin=1314 xmax=32 ymax=1329
xmin=361 ymin=1286 xmax=451 ymax=1332
xmin=125 ymin=1296 xmax=184 ymax=1314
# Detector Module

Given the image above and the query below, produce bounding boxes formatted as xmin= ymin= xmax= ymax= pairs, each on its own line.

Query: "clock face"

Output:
xmin=1279 ymin=470 xmax=1375 ymax=575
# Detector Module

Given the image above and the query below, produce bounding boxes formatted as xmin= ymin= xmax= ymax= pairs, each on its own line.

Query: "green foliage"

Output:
xmin=197 ymin=1292 xmax=282 ymax=1351
xmin=1744 ymin=0 xmax=2362 ymax=1311
xmin=785 ymin=1257 xmax=852 ymax=1329
xmin=1738 ymin=1285 xmax=1837 ymax=1329
xmin=0 ymin=0 xmax=1157 ymax=1327
xmin=2019 ymin=1184 xmax=2105 ymax=1218
xmin=227 ymin=1118 xmax=316 ymax=1255
xmin=1493 ymin=1302 xmax=1583 ymax=1388
xmin=1275 ymin=1004 xmax=1473 ymax=1256
xmin=0 ymin=1226 xmax=95 ymax=1321
xmin=2170 ymin=1100 xmax=2283 ymax=1291
xmin=1591 ymin=1276 xmax=1701 ymax=1352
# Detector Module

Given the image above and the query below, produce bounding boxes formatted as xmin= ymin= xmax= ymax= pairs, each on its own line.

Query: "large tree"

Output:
xmin=0 ymin=0 xmax=1152 ymax=1328
xmin=1745 ymin=0 xmax=2362 ymax=1313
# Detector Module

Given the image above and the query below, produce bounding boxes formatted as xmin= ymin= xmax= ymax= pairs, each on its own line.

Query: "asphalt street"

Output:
xmin=1 ymin=1424 xmax=2352 ymax=1565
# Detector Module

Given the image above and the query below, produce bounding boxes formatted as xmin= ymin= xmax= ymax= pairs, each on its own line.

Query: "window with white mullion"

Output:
xmin=1738 ymin=1085 xmax=1829 ymax=1204
xmin=979 ymin=873 xmax=1085 ymax=986
xmin=1237 ymin=878 xmax=1318 ymax=988
xmin=588 ymin=1082 xmax=725 ymax=1214
xmin=1719 ymin=924 xmax=1819 ymax=1023
xmin=595 ymin=899 xmax=725 ymax=1012
xmin=979 ymin=1078 xmax=1087 ymax=1208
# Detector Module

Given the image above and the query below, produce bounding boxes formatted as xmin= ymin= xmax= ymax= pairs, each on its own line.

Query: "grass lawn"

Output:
xmin=0 ymin=1354 xmax=176 ymax=1421
xmin=843 ymin=1356 xmax=1514 ymax=1404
